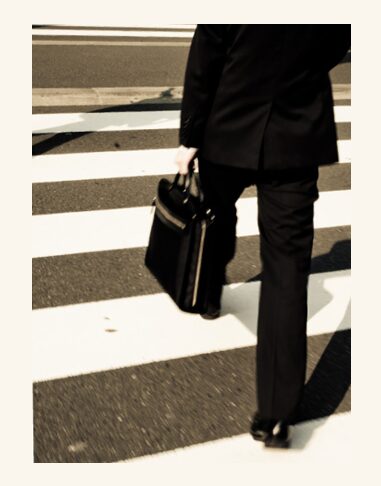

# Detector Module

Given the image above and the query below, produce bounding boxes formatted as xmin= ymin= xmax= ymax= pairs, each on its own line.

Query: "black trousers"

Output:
xmin=198 ymin=155 xmax=319 ymax=421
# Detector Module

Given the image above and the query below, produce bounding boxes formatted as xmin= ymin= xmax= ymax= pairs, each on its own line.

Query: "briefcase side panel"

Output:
xmin=195 ymin=221 xmax=215 ymax=311
xmin=181 ymin=221 xmax=201 ymax=311
xmin=181 ymin=218 xmax=216 ymax=313
xmin=145 ymin=210 xmax=192 ymax=303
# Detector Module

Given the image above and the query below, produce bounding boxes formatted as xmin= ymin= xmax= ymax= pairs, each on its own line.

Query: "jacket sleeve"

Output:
xmin=179 ymin=25 xmax=229 ymax=148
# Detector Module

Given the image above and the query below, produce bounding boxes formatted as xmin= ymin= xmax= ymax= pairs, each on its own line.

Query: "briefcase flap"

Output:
xmin=156 ymin=176 xmax=202 ymax=225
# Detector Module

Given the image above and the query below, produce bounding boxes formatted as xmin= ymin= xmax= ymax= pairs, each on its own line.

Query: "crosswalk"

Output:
xmin=32 ymin=25 xmax=351 ymax=463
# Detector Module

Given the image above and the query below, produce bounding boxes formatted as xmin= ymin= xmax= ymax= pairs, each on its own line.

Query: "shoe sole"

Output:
xmin=250 ymin=429 xmax=271 ymax=442
xmin=200 ymin=312 xmax=221 ymax=320
xmin=251 ymin=430 xmax=290 ymax=448
xmin=264 ymin=438 xmax=290 ymax=449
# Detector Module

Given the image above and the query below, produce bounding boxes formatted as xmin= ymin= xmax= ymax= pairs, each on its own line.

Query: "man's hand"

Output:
xmin=175 ymin=145 xmax=198 ymax=175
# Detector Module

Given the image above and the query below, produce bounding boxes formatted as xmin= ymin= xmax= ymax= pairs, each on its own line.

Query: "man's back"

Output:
xmin=180 ymin=24 xmax=351 ymax=170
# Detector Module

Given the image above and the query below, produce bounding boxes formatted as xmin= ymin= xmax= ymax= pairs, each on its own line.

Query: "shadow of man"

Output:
xmin=291 ymin=302 xmax=351 ymax=448
xmin=222 ymin=239 xmax=350 ymax=332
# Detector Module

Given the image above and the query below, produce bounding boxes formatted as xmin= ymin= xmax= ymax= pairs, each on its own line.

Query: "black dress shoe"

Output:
xmin=250 ymin=412 xmax=290 ymax=448
xmin=200 ymin=305 xmax=221 ymax=320
xmin=250 ymin=412 xmax=277 ymax=442
xmin=264 ymin=421 xmax=290 ymax=449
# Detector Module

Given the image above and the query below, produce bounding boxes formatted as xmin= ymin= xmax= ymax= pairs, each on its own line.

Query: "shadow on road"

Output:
xmin=32 ymin=89 xmax=182 ymax=156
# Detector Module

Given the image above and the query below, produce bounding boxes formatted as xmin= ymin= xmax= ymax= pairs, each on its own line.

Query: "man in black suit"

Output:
xmin=175 ymin=24 xmax=350 ymax=448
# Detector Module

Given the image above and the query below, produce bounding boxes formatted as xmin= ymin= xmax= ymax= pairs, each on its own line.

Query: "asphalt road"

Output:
xmin=32 ymin=26 xmax=351 ymax=463
xmin=32 ymin=34 xmax=350 ymax=88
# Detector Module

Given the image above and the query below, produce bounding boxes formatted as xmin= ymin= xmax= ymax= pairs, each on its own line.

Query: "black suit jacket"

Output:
xmin=179 ymin=24 xmax=351 ymax=170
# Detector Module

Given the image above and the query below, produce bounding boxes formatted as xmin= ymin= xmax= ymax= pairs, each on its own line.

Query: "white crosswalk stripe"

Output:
xmin=35 ymin=24 xmax=196 ymax=29
xmin=32 ymin=28 xmax=351 ymax=463
xmin=33 ymin=40 xmax=192 ymax=47
xmin=32 ymin=140 xmax=351 ymax=183
xmin=119 ymin=412 xmax=351 ymax=464
xmin=32 ymin=190 xmax=350 ymax=258
xmin=32 ymin=28 xmax=195 ymax=38
xmin=32 ymin=106 xmax=351 ymax=133
xmin=33 ymin=269 xmax=350 ymax=382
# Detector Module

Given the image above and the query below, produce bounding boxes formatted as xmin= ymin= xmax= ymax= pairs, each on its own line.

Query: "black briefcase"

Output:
xmin=145 ymin=167 xmax=216 ymax=314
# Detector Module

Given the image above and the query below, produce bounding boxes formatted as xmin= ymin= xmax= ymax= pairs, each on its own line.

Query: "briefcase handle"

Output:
xmin=173 ymin=158 xmax=195 ymax=187
xmin=172 ymin=158 xmax=203 ymax=202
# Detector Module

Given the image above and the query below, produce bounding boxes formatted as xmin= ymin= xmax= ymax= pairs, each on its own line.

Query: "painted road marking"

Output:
xmin=118 ymin=412 xmax=351 ymax=464
xmin=31 ymin=141 xmax=351 ymax=184
xmin=32 ymin=110 xmax=181 ymax=133
xmin=32 ymin=29 xmax=194 ymax=38
xmin=32 ymin=106 xmax=351 ymax=134
xmin=32 ymin=190 xmax=351 ymax=258
xmin=32 ymin=269 xmax=350 ymax=382
xmin=33 ymin=24 xmax=196 ymax=30
xmin=32 ymin=40 xmax=191 ymax=47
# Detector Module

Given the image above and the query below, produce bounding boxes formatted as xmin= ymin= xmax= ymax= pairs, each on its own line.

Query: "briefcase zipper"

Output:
xmin=192 ymin=219 xmax=207 ymax=307
xmin=153 ymin=197 xmax=187 ymax=230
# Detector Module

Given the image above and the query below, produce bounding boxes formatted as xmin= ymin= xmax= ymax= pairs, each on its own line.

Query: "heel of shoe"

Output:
xmin=200 ymin=308 xmax=221 ymax=320
xmin=264 ymin=436 xmax=290 ymax=448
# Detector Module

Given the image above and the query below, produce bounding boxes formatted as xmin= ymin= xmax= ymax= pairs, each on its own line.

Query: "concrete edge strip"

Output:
xmin=32 ymin=85 xmax=351 ymax=107
xmin=32 ymin=40 xmax=191 ymax=47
